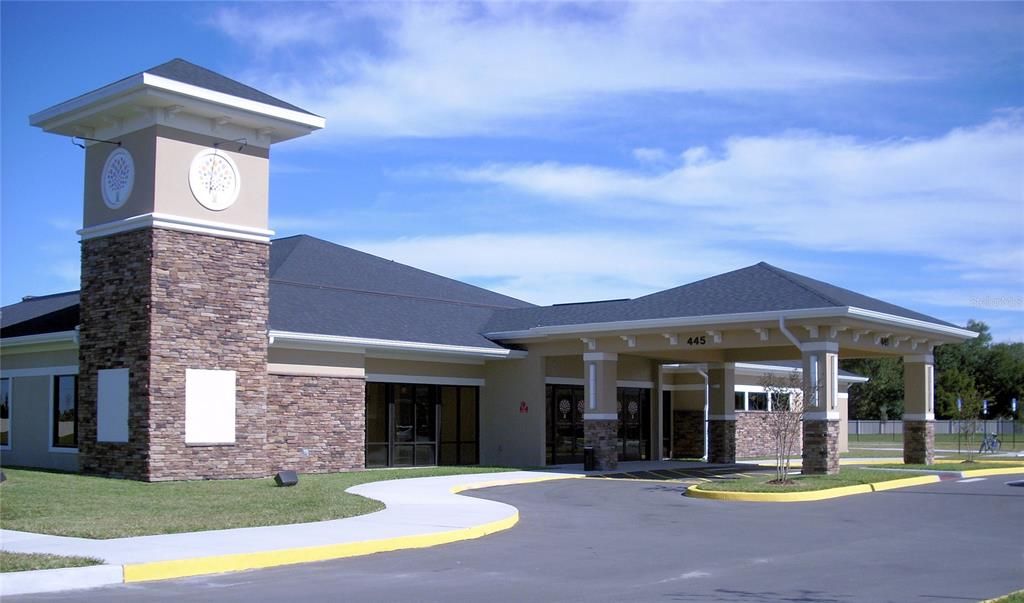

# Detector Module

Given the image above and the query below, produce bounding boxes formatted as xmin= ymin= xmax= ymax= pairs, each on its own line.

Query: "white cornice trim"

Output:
xmin=267 ymin=363 xmax=365 ymax=379
xmin=268 ymin=330 xmax=522 ymax=360
xmin=664 ymin=384 xmax=706 ymax=392
xmin=486 ymin=306 xmax=977 ymax=342
xmin=487 ymin=308 xmax=842 ymax=339
xmin=30 ymin=72 xmax=325 ymax=132
xmin=0 ymin=331 xmax=78 ymax=355
xmin=844 ymin=307 xmax=977 ymax=339
xmin=671 ymin=362 xmax=869 ymax=383
xmin=78 ymin=213 xmax=274 ymax=243
xmin=141 ymin=74 xmax=326 ymax=129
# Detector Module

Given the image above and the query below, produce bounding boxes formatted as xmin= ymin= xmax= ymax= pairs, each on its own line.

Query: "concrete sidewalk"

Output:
xmin=0 ymin=461 xmax=767 ymax=596
xmin=0 ymin=469 xmax=578 ymax=596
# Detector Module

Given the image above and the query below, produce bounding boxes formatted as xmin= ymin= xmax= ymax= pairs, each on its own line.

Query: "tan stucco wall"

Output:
xmin=671 ymin=389 xmax=705 ymax=412
xmin=480 ymin=355 xmax=545 ymax=467
xmin=545 ymin=356 xmax=582 ymax=379
xmin=268 ymin=348 xmax=365 ymax=370
xmin=0 ymin=375 xmax=79 ymax=472
xmin=83 ymin=127 xmax=158 ymax=227
xmin=617 ymin=355 xmax=656 ymax=382
xmin=365 ymin=358 xmax=485 ymax=380
xmin=83 ymin=125 xmax=270 ymax=230
xmin=153 ymin=127 xmax=269 ymax=230
xmin=0 ymin=349 xmax=79 ymax=370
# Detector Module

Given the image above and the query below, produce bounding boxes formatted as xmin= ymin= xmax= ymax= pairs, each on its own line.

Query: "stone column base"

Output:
xmin=672 ymin=410 xmax=705 ymax=458
xmin=803 ymin=420 xmax=840 ymax=475
xmin=584 ymin=419 xmax=619 ymax=471
xmin=708 ymin=420 xmax=736 ymax=464
xmin=903 ymin=420 xmax=935 ymax=465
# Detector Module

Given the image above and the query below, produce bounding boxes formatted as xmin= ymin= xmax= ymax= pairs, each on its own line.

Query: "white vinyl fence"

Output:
xmin=848 ymin=419 xmax=1021 ymax=438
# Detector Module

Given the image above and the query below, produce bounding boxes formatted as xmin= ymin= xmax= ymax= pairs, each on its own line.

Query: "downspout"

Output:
xmin=780 ymin=316 xmax=817 ymax=408
xmin=778 ymin=316 xmax=802 ymax=349
xmin=697 ymin=367 xmax=709 ymax=461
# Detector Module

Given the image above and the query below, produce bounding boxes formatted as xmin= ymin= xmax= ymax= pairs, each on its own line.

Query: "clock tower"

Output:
xmin=30 ymin=59 xmax=324 ymax=480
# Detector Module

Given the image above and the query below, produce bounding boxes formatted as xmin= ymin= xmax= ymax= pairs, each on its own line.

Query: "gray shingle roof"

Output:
xmin=482 ymin=262 xmax=956 ymax=333
xmin=268 ymin=235 xmax=533 ymax=348
xmin=146 ymin=59 xmax=319 ymax=116
xmin=0 ymin=291 xmax=79 ymax=338
xmin=0 ymin=240 xmax=958 ymax=350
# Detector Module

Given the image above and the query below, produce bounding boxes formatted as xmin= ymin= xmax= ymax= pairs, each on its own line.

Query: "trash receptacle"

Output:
xmin=583 ymin=446 xmax=595 ymax=471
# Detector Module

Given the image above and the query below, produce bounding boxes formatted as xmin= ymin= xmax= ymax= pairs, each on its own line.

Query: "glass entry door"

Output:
xmin=618 ymin=387 xmax=650 ymax=461
xmin=545 ymin=384 xmax=651 ymax=465
xmin=392 ymin=384 xmax=437 ymax=467
xmin=366 ymin=383 xmax=479 ymax=468
xmin=546 ymin=385 xmax=585 ymax=465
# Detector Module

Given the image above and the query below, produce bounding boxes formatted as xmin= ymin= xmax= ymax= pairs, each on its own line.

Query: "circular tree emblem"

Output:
xmin=559 ymin=399 xmax=570 ymax=419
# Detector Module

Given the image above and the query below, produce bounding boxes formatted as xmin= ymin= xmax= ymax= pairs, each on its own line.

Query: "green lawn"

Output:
xmin=870 ymin=461 xmax=1024 ymax=472
xmin=0 ymin=551 xmax=103 ymax=573
xmin=695 ymin=468 xmax=929 ymax=493
xmin=841 ymin=448 xmax=905 ymax=458
xmin=990 ymin=590 xmax=1024 ymax=603
xmin=0 ymin=466 xmax=516 ymax=539
xmin=849 ymin=433 xmax=1024 ymax=452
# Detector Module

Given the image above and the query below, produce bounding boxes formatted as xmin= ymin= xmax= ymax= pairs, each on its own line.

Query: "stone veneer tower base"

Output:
xmin=584 ymin=419 xmax=618 ymax=471
xmin=707 ymin=420 xmax=736 ymax=464
xmin=672 ymin=410 xmax=705 ymax=458
xmin=78 ymin=228 xmax=271 ymax=481
xmin=802 ymin=420 xmax=840 ymax=475
xmin=903 ymin=420 xmax=935 ymax=465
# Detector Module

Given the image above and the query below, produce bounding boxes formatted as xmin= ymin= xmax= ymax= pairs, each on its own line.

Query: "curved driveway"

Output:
xmin=11 ymin=474 xmax=1024 ymax=602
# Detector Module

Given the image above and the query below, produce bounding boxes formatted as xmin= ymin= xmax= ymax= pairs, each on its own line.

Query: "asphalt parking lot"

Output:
xmin=12 ymin=473 xmax=1023 ymax=602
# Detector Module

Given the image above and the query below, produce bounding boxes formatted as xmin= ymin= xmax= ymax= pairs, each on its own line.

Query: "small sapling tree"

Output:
xmin=760 ymin=372 xmax=806 ymax=484
xmin=957 ymin=389 xmax=985 ymax=462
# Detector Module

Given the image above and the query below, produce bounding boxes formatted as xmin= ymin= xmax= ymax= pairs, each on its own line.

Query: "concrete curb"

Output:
xmin=124 ymin=473 xmax=580 ymax=583
xmin=685 ymin=474 xmax=941 ymax=502
xmin=1 ymin=472 xmax=579 ymax=595
xmin=959 ymin=466 xmax=1024 ymax=478
xmin=0 ymin=564 xmax=124 ymax=597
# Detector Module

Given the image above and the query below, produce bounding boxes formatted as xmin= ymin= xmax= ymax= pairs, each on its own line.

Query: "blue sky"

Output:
xmin=2 ymin=2 xmax=1022 ymax=341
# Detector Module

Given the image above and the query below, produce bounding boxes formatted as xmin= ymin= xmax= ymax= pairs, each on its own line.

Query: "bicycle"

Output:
xmin=979 ymin=433 xmax=1001 ymax=454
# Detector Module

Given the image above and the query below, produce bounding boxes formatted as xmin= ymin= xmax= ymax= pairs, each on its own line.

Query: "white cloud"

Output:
xmin=632 ymin=148 xmax=669 ymax=164
xmin=444 ymin=114 xmax=1024 ymax=282
xmin=210 ymin=2 xmax=924 ymax=138
xmin=346 ymin=232 xmax=755 ymax=305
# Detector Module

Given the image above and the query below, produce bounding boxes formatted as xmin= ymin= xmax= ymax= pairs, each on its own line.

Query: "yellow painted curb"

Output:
xmin=124 ymin=473 xmax=579 ymax=583
xmin=685 ymin=474 xmax=941 ymax=502
xmin=869 ymin=475 xmax=940 ymax=491
xmin=959 ymin=466 xmax=1024 ymax=478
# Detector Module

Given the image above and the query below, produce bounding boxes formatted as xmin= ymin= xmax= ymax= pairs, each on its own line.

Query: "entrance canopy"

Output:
xmin=483 ymin=262 xmax=975 ymax=361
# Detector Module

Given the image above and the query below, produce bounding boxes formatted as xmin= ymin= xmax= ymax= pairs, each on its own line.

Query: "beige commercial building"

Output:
xmin=0 ymin=60 xmax=975 ymax=480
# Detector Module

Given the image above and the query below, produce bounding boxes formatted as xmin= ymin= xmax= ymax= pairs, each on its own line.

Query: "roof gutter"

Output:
xmin=268 ymin=330 xmax=524 ymax=360
xmin=486 ymin=306 xmax=978 ymax=341
xmin=0 ymin=330 xmax=79 ymax=354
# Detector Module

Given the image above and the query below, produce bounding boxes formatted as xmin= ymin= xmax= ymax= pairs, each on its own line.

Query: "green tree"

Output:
xmin=935 ymin=320 xmax=1024 ymax=419
xmin=842 ymin=357 xmax=903 ymax=419
xmin=937 ymin=367 xmax=975 ymax=418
